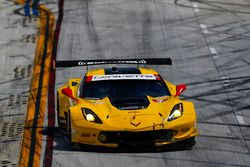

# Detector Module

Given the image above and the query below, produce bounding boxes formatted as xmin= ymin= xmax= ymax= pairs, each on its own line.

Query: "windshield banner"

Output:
xmin=89 ymin=74 xmax=158 ymax=81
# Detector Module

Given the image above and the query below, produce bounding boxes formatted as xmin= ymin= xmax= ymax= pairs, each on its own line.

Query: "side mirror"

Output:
xmin=175 ymin=84 xmax=186 ymax=97
xmin=62 ymin=88 xmax=79 ymax=102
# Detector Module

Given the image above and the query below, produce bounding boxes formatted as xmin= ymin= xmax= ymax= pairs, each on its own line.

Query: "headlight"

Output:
xmin=168 ymin=103 xmax=183 ymax=121
xmin=81 ymin=108 xmax=102 ymax=124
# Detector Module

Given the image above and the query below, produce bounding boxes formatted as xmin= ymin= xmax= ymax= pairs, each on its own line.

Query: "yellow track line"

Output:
xmin=15 ymin=1 xmax=55 ymax=166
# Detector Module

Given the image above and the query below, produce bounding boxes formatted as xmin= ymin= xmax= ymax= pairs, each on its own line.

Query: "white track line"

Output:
xmin=200 ymin=24 xmax=207 ymax=29
xmin=221 ymin=76 xmax=227 ymax=79
xmin=200 ymin=24 xmax=209 ymax=34
xmin=209 ymin=47 xmax=219 ymax=58
xmin=236 ymin=115 xmax=246 ymax=124
xmin=209 ymin=47 xmax=217 ymax=55
xmin=221 ymin=76 xmax=230 ymax=86
xmin=194 ymin=8 xmax=200 ymax=13
xmin=192 ymin=2 xmax=200 ymax=12
xmin=192 ymin=2 xmax=199 ymax=8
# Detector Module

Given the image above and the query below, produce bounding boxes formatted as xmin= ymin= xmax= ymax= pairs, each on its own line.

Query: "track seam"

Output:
xmin=27 ymin=8 xmax=50 ymax=167
xmin=42 ymin=0 xmax=64 ymax=166
xmin=17 ymin=1 xmax=55 ymax=166
xmin=187 ymin=0 xmax=250 ymax=155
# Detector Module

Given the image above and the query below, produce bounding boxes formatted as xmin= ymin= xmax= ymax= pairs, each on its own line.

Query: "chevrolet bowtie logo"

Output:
xmin=131 ymin=122 xmax=141 ymax=127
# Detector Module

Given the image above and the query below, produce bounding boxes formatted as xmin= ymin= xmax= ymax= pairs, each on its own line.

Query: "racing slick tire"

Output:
xmin=65 ymin=110 xmax=72 ymax=142
xmin=181 ymin=137 xmax=196 ymax=149
xmin=65 ymin=110 xmax=80 ymax=149
xmin=174 ymin=137 xmax=196 ymax=150
xmin=56 ymin=93 xmax=61 ymax=128
xmin=159 ymin=137 xmax=196 ymax=151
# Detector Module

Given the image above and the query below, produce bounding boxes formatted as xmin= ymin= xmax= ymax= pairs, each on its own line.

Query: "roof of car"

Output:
xmin=86 ymin=67 xmax=159 ymax=76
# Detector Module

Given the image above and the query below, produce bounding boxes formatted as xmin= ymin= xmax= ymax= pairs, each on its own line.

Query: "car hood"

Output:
xmin=80 ymin=96 xmax=180 ymax=130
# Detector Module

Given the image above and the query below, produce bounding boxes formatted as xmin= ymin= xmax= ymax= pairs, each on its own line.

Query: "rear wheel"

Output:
xmin=66 ymin=110 xmax=72 ymax=143
xmin=56 ymin=93 xmax=61 ymax=128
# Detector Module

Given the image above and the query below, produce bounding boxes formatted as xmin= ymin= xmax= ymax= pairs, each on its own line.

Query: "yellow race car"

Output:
xmin=56 ymin=58 xmax=198 ymax=149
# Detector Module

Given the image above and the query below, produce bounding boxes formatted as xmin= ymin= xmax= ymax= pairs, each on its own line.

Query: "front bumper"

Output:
xmin=98 ymin=130 xmax=174 ymax=146
xmin=70 ymin=123 xmax=198 ymax=147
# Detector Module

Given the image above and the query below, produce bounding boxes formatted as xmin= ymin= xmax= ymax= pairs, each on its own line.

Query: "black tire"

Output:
xmin=56 ymin=93 xmax=61 ymax=128
xmin=161 ymin=137 xmax=196 ymax=151
xmin=66 ymin=110 xmax=72 ymax=143
xmin=182 ymin=137 xmax=196 ymax=149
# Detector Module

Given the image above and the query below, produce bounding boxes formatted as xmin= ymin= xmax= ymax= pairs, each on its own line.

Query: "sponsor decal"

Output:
xmin=77 ymin=60 xmax=147 ymax=66
xmin=56 ymin=58 xmax=172 ymax=67
xmin=90 ymin=74 xmax=157 ymax=81
xmin=119 ymin=106 xmax=145 ymax=110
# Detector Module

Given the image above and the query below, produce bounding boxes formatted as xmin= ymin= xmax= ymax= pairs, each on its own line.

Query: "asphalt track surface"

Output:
xmin=47 ymin=0 xmax=250 ymax=166
xmin=0 ymin=1 xmax=39 ymax=166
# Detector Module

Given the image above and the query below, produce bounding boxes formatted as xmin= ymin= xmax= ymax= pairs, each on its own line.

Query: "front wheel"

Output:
xmin=181 ymin=137 xmax=196 ymax=149
xmin=66 ymin=110 xmax=72 ymax=143
xmin=65 ymin=111 xmax=79 ymax=149
xmin=160 ymin=137 xmax=196 ymax=151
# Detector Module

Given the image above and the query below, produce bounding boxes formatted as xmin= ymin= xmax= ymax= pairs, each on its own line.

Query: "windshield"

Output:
xmin=80 ymin=79 xmax=170 ymax=99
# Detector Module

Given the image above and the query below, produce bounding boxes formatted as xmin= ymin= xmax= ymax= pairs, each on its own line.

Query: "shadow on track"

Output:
xmin=40 ymin=127 xmax=195 ymax=153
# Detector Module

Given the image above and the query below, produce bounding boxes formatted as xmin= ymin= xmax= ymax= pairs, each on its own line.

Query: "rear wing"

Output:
xmin=55 ymin=58 xmax=172 ymax=68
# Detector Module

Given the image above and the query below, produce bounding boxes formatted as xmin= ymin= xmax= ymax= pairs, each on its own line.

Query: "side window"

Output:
xmin=157 ymin=74 xmax=171 ymax=96
xmin=164 ymin=80 xmax=176 ymax=96
xmin=78 ymin=76 xmax=86 ymax=98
